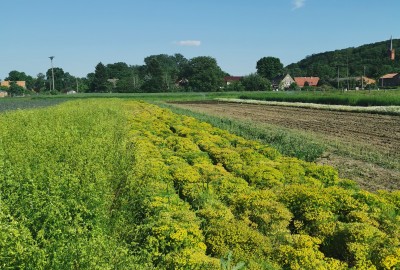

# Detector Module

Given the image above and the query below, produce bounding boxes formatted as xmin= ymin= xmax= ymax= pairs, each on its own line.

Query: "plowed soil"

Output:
xmin=170 ymin=101 xmax=400 ymax=191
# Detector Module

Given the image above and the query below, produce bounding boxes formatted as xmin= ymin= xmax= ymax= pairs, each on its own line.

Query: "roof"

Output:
xmin=294 ymin=77 xmax=320 ymax=87
xmin=272 ymin=74 xmax=286 ymax=81
xmin=224 ymin=76 xmax=242 ymax=82
xmin=272 ymin=74 xmax=294 ymax=82
xmin=380 ymin=73 xmax=399 ymax=79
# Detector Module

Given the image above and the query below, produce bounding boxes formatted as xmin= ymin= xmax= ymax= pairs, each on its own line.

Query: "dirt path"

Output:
xmin=170 ymin=101 xmax=400 ymax=191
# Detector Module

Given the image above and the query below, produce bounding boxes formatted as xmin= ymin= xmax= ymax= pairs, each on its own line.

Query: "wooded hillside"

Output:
xmin=286 ymin=39 xmax=400 ymax=81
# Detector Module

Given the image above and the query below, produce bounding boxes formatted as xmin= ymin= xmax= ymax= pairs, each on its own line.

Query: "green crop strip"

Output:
xmin=1 ymin=99 xmax=399 ymax=269
xmin=239 ymin=90 xmax=400 ymax=107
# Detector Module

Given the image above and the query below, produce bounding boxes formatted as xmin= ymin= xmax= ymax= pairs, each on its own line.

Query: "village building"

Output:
xmin=224 ymin=76 xmax=242 ymax=85
xmin=294 ymin=77 xmax=320 ymax=88
xmin=0 ymin=80 xmax=27 ymax=88
xmin=271 ymin=74 xmax=295 ymax=90
xmin=379 ymin=73 xmax=400 ymax=87
xmin=0 ymin=90 xmax=8 ymax=98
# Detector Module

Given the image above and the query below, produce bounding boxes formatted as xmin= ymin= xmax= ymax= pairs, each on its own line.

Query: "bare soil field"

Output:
xmin=171 ymin=101 xmax=400 ymax=191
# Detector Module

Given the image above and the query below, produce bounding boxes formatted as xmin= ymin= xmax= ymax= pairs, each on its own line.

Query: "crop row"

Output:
xmin=239 ymin=90 xmax=400 ymax=107
xmin=0 ymin=99 xmax=399 ymax=269
xmin=126 ymin=101 xmax=400 ymax=269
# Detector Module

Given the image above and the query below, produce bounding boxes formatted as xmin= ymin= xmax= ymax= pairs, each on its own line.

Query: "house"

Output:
xmin=379 ymin=73 xmax=400 ymax=87
xmin=0 ymin=81 xmax=27 ymax=88
xmin=294 ymin=77 xmax=320 ymax=88
xmin=272 ymin=74 xmax=295 ymax=90
xmin=224 ymin=76 xmax=242 ymax=85
xmin=0 ymin=90 xmax=8 ymax=98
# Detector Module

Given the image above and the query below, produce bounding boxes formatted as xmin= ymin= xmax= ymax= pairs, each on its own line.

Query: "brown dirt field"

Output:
xmin=170 ymin=101 xmax=400 ymax=191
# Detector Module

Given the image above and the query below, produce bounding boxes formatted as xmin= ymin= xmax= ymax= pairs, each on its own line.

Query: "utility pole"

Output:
xmin=49 ymin=56 xmax=55 ymax=91
xmin=346 ymin=57 xmax=349 ymax=90
xmin=362 ymin=66 xmax=365 ymax=90
xmin=337 ymin=66 xmax=340 ymax=90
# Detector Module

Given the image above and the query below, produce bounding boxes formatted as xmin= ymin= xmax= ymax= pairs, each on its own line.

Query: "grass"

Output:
xmin=160 ymin=103 xmax=326 ymax=162
xmin=162 ymin=103 xmax=399 ymax=176
xmin=239 ymin=89 xmax=400 ymax=106
xmin=3 ymin=99 xmax=399 ymax=268
xmin=31 ymin=91 xmax=243 ymax=101
xmin=0 ymin=92 xmax=243 ymax=112
xmin=2 ymin=92 xmax=396 ymax=169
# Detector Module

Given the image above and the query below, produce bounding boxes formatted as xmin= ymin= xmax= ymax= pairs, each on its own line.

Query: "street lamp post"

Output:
xmin=49 ymin=56 xmax=55 ymax=91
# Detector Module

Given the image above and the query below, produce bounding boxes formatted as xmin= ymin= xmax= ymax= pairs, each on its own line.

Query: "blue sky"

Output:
xmin=0 ymin=0 xmax=399 ymax=80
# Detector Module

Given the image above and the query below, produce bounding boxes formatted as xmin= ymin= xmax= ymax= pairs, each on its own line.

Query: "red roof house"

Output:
xmin=294 ymin=77 xmax=320 ymax=87
xmin=224 ymin=76 xmax=243 ymax=85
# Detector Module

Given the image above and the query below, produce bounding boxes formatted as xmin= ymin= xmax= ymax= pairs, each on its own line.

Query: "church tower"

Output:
xmin=389 ymin=36 xmax=395 ymax=60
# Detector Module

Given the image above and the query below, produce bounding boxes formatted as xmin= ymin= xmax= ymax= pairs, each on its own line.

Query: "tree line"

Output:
xmin=2 ymin=39 xmax=399 ymax=95
xmin=1 ymin=54 xmax=285 ymax=95
xmin=285 ymin=39 xmax=400 ymax=84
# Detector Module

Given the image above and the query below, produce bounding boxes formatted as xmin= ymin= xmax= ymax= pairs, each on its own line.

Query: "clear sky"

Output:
xmin=0 ymin=0 xmax=399 ymax=80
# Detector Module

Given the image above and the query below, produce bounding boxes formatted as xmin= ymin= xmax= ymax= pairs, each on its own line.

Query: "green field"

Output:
xmin=0 ymin=92 xmax=243 ymax=113
xmin=1 ymin=99 xmax=399 ymax=269
xmin=2 ymin=90 xmax=399 ymax=112
xmin=239 ymin=90 xmax=400 ymax=106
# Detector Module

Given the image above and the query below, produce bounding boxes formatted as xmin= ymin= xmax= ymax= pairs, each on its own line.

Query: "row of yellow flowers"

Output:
xmin=125 ymin=101 xmax=399 ymax=269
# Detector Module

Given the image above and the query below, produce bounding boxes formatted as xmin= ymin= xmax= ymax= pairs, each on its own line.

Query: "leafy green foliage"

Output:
xmin=240 ymin=89 xmax=400 ymax=106
xmin=7 ymin=81 xmax=27 ymax=96
xmin=240 ymin=73 xmax=272 ymax=91
xmin=1 ymin=99 xmax=399 ymax=269
xmin=256 ymin=57 xmax=284 ymax=80
xmin=0 ymin=100 xmax=142 ymax=268
xmin=90 ymin=62 xmax=111 ymax=92
xmin=5 ymin=70 xmax=35 ymax=89
xmin=286 ymin=39 xmax=400 ymax=79
xmin=183 ymin=56 xmax=225 ymax=92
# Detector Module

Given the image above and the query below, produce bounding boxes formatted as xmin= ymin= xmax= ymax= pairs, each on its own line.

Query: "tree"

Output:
xmin=45 ymin=67 xmax=67 ymax=91
xmin=90 ymin=62 xmax=110 ymax=92
xmin=225 ymin=81 xmax=245 ymax=92
xmin=106 ymin=62 xmax=131 ymax=79
xmin=142 ymin=54 xmax=189 ymax=91
xmin=32 ymin=73 xmax=47 ymax=92
xmin=288 ymin=82 xmax=300 ymax=90
xmin=183 ymin=56 xmax=225 ymax=92
xmin=78 ymin=76 xmax=91 ymax=93
xmin=5 ymin=70 xmax=34 ymax=89
xmin=8 ymin=81 xmax=26 ymax=96
xmin=241 ymin=74 xmax=271 ymax=91
xmin=256 ymin=57 xmax=284 ymax=80
xmin=63 ymin=72 xmax=77 ymax=91
xmin=141 ymin=58 xmax=164 ymax=92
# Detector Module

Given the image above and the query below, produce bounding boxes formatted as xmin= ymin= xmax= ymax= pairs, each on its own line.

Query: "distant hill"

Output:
xmin=285 ymin=39 xmax=400 ymax=82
